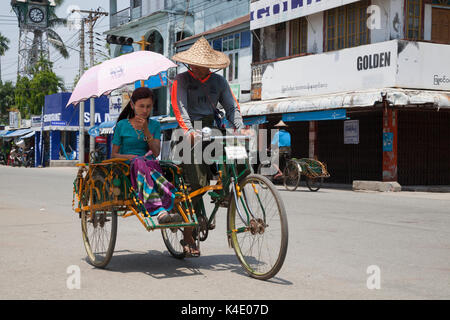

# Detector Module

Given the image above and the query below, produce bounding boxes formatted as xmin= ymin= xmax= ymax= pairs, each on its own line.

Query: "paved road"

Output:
xmin=0 ymin=166 xmax=449 ymax=299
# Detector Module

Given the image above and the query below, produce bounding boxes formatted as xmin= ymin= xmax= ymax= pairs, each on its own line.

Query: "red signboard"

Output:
xmin=95 ymin=136 xmax=107 ymax=144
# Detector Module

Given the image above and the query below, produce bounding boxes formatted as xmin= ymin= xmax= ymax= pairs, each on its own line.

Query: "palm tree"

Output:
xmin=47 ymin=0 xmax=69 ymax=58
xmin=0 ymin=33 xmax=10 ymax=82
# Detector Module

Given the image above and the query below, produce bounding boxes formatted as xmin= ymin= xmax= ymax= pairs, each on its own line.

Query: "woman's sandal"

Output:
xmin=180 ymin=239 xmax=200 ymax=257
xmin=157 ymin=211 xmax=183 ymax=224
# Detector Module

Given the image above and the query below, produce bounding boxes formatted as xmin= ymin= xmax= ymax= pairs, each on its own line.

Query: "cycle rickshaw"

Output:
xmin=72 ymin=132 xmax=288 ymax=280
xmin=258 ymin=149 xmax=330 ymax=192
xmin=68 ymin=50 xmax=288 ymax=280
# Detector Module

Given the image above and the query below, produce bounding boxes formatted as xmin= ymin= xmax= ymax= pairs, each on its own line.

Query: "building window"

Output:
xmin=325 ymin=0 xmax=370 ymax=51
xmin=132 ymin=0 xmax=141 ymax=8
xmin=235 ymin=33 xmax=240 ymax=50
xmin=275 ymin=22 xmax=287 ymax=58
xmin=405 ymin=0 xmax=423 ymax=40
xmin=213 ymin=38 xmax=222 ymax=51
xmin=229 ymin=35 xmax=235 ymax=50
xmin=241 ymin=31 xmax=251 ymax=48
xmin=290 ymin=17 xmax=308 ymax=55
xmin=234 ymin=52 xmax=239 ymax=80
xmin=228 ymin=54 xmax=233 ymax=81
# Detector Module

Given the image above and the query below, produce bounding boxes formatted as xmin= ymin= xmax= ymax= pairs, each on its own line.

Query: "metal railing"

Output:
xmin=110 ymin=7 xmax=130 ymax=28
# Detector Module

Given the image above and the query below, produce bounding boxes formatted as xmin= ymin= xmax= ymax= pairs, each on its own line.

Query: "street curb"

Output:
xmin=352 ymin=180 xmax=402 ymax=192
xmin=401 ymin=186 xmax=450 ymax=193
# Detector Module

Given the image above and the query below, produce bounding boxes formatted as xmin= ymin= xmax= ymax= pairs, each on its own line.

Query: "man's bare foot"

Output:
xmin=180 ymin=238 xmax=200 ymax=257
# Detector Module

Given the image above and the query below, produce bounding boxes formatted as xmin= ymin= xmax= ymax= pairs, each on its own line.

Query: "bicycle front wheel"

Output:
xmin=228 ymin=174 xmax=288 ymax=280
xmin=283 ymin=160 xmax=301 ymax=191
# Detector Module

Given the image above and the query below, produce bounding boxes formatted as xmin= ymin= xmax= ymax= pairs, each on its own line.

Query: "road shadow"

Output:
xmin=88 ymin=249 xmax=292 ymax=285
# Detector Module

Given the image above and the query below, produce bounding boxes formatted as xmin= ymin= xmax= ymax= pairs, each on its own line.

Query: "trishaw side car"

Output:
xmin=283 ymin=158 xmax=330 ymax=192
xmin=72 ymin=134 xmax=288 ymax=280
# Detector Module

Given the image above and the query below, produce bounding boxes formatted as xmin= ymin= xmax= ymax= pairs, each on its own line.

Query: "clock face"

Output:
xmin=29 ymin=8 xmax=45 ymax=23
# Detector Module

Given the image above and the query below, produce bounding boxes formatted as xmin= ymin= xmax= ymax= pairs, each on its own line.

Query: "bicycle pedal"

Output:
xmin=219 ymin=196 xmax=231 ymax=207
xmin=208 ymin=223 xmax=216 ymax=230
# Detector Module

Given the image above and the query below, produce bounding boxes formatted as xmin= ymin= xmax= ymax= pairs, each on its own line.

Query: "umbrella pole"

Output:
xmin=89 ymin=97 xmax=95 ymax=159
xmin=79 ymin=101 xmax=85 ymax=164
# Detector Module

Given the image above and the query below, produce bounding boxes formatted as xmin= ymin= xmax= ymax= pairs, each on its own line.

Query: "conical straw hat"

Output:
xmin=172 ymin=37 xmax=230 ymax=69
xmin=274 ymin=120 xmax=288 ymax=127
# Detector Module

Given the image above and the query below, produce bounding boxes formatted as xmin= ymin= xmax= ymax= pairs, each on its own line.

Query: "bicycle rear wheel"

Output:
xmin=81 ymin=175 xmax=117 ymax=268
xmin=306 ymin=177 xmax=323 ymax=192
xmin=228 ymin=174 xmax=288 ymax=280
xmin=161 ymin=226 xmax=186 ymax=259
xmin=283 ymin=160 xmax=300 ymax=191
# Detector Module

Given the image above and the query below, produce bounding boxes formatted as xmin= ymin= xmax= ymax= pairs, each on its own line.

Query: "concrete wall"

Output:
xmin=257 ymin=0 xmax=411 ymax=59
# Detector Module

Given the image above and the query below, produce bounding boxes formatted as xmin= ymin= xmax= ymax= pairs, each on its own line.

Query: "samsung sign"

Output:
xmin=250 ymin=0 xmax=360 ymax=30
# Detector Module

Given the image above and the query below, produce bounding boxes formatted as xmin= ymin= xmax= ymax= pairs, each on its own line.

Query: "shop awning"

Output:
xmin=88 ymin=121 xmax=117 ymax=136
xmin=0 ymin=130 xmax=14 ymax=137
xmin=243 ymin=115 xmax=267 ymax=126
xmin=282 ymin=109 xmax=347 ymax=122
xmin=239 ymin=88 xmax=450 ymax=117
xmin=4 ymin=128 xmax=33 ymax=138
xmin=19 ymin=131 xmax=36 ymax=139
xmin=160 ymin=121 xmax=179 ymax=131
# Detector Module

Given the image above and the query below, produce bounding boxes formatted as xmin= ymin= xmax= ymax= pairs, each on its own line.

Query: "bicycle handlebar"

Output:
xmin=203 ymin=135 xmax=251 ymax=142
xmin=199 ymin=127 xmax=252 ymax=142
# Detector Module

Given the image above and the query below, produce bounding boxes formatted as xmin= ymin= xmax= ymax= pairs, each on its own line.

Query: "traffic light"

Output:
xmin=106 ymin=35 xmax=134 ymax=46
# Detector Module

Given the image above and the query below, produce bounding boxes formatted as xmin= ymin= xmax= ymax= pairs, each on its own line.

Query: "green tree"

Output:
xmin=0 ymin=80 xmax=15 ymax=124
xmin=0 ymin=32 xmax=10 ymax=83
xmin=15 ymin=57 xmax=65 ymax=118
xmin=14 ymin=76 xmax=32 ymax=118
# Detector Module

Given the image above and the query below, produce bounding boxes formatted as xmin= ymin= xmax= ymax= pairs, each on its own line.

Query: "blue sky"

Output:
xmin=0 ymin=0 xmax=111 ymax=88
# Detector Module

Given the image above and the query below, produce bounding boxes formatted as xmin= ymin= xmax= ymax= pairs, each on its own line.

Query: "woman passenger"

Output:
xmin=111 ymin=87 xmax=180 ymax=224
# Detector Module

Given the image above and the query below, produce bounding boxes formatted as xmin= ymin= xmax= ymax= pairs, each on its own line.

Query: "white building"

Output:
xmin=106 ymin=0 xmax=250 ymax=114
xmin=174 ymin=14 xmax=253 ymax=102
xmin=245 ymin=0 xmax=450 ymax=186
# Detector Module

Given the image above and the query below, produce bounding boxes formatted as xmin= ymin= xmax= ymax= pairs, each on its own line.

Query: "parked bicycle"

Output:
xmin=22 ymin=147 xmax=34 ymax=167
xmin=258 ymin=149 xmax=330 ymax=192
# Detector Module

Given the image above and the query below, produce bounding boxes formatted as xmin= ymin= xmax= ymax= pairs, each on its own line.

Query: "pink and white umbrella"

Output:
xmin=66 ymin=50 xmax=177 ymax=107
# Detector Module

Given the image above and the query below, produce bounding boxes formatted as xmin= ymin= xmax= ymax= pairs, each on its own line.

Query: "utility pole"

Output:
xmin=135 ymin=36 xmax=151 ymax=87
xmin=79 ymin=18 xmax=85 ymax=163
xmin=72 ymin=8 xmax=108 ymax=160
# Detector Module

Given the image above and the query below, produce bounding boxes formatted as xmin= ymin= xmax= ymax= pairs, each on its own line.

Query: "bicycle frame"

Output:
xmin=72 ymin=135 xmax=265 ymax=238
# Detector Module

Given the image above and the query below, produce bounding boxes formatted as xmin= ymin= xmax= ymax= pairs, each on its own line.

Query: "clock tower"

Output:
xmin=11 ymin=0 xmax=55 ymax=77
